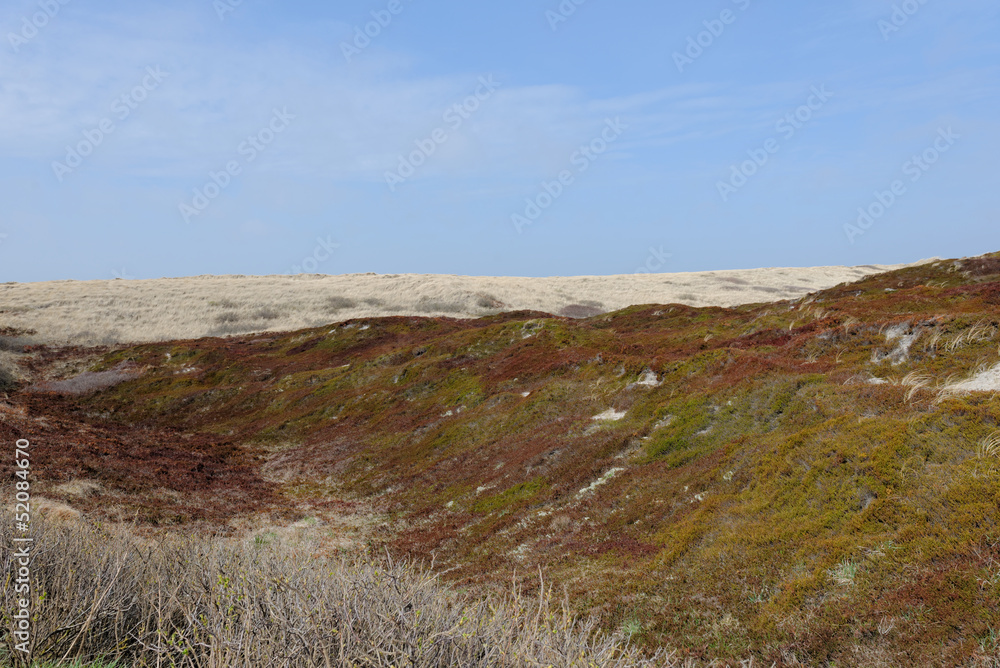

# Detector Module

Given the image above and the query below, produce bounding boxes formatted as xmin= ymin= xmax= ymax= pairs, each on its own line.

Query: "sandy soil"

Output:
xmin=947 ymin=363 xmax=1000 ymax=393
xmin=0 ymin=263 xmax=918 ymax=346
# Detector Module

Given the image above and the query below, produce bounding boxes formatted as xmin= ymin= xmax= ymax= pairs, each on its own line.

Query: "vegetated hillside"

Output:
xmin=6 ymin=253 xmax=1000 ymax=666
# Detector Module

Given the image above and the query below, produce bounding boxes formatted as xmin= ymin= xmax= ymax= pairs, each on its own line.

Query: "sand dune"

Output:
xmin=0 ymin=263 xmax=919 ymax=346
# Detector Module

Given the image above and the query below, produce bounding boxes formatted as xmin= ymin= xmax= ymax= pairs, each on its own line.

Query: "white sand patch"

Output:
xmin=946 ymin=363 xmax=1000 ymax=393
xmin=652 ymin=415 xmax=675 ymax=430
xmin=0 ymin=262 xmax=918 ymax=346
xmin=628 ymin=369 xmax=661 ymax=389
xmin=578 ymin=467 xmax=625 ymax=497
xmin=873 ymin=324 xmax=920 ymax=366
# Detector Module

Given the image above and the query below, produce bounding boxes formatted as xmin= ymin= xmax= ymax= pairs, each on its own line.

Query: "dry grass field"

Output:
xmin=0 ymin=517 xmax=674 ymax=667
xmin=0 ymin=264 xmax=913 ymax=346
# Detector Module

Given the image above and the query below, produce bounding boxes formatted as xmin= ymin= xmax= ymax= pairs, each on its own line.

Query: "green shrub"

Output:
xmin=0 ymin=364 xmax=16 ymax=392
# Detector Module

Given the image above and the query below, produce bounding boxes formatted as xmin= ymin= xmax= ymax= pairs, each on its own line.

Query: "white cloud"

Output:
xmin=0 ymin=7 xmax=623 ymax=184
xmin=3 ymin=1 xmax=997 ymax=202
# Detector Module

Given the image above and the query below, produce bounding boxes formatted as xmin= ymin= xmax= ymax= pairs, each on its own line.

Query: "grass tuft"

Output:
xmin=979 ymin=431 xmax=1000 ymax=460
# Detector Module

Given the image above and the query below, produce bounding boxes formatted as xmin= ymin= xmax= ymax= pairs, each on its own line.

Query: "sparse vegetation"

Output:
xmin=5 ymin=252 xmax=1000 ymax=665
xmin=828 ymin=559 xmax=859 ymax=587
xmin=559 ymin=301 xmax=606 ymax=319
xmin=0 ymin=364 xmax=15 ymax=392
xmin=0 ymin=338 xmax=29 ymax=354
xmin=475 ymin=294 xmax=505 ymax=311
xmin=415 ymin=298 xmax=467 ymax=314
xmin=0 ymin=329 xmax=32 ymax=392
xmin=0 ymin=518 xmax=666 ymax=667
xmin=327 ymin=296 xmax=357 ymax=311
xmin=28 ymin=364 xmax=140 ymax=395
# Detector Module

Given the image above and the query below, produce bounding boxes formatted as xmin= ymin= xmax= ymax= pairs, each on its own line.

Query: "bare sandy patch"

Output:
xmin=945 ymin=363 xmax=1000 ymax=394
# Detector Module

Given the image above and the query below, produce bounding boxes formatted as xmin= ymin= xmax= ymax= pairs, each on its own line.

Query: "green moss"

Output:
xmin=471 ymin=478 xmax=546 ymax=514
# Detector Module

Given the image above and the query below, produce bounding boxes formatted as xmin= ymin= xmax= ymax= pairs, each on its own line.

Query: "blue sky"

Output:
xmin=1 ymin=0 xmax=997 ymax=281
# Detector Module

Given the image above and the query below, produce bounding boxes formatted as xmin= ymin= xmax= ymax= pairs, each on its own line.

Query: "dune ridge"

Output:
xmin=0 ymin=263 xmax=920 ymax=345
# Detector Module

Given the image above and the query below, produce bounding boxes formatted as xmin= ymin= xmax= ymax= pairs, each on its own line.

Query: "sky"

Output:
xmin=0 ymin=0 xmax=998 ymax=282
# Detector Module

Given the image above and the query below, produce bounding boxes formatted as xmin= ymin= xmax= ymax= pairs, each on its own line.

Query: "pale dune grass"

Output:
xmin=946 ymin=362 xmax=1000 ymax=394
xmin=0 ymin=265 xmax=911 ymax=346
xmin=0 ymin=516 xmax=680 ymax=667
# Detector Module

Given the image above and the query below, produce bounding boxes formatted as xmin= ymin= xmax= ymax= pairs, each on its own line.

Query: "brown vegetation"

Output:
xmin=0 ymin=517 xmax=668 ymax=667
xmin=2 ymin=253 xmax=1000 ymax=666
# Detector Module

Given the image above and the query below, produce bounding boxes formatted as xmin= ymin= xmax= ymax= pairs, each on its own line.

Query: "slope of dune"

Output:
xmin=3 ymin=252 xmax=999 ymax=666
